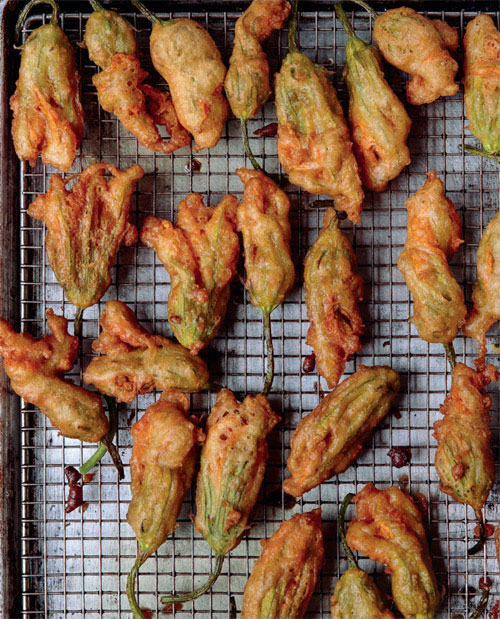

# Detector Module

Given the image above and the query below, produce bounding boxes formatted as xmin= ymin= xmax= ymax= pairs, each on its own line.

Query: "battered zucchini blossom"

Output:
xmin=283 ymin=365 xmax=400 ymax=497
xmin=304 ymin=208 xmax=363 ymax=389
xmin=434 ymin=362 xmax=498 ymax=519
xmin=346 ymin=483 xmax=443 ymax=619
xmin=10 ymin=0 xmax=84 ymax=172
xmin=83 ymin=300 xmax=209 ymax=402
xmin=398 ymin=170 xmax=466 ymax=344
xmin=141 ymin=194 xmax=239 ymax=354
xmin=225 ymin=0 xmax=291 ymax=120
xmin=0 ymin=310 xmax=108 ymax=443
xmin=464 ymin=15 xmax=500 ymax=155
xmin=373 ymin=7 xmax=459 ymax=105
xmin=241 ymin=509 xmax=324 ymax=618
xmin=28 ymin=163 xmax=143 ymax=312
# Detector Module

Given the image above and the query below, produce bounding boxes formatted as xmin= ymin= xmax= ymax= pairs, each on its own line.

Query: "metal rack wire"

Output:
xmin=17 ymin=5 xmax=500 ymax=617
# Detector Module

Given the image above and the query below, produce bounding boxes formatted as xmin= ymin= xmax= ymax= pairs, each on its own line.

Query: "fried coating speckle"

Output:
xmin=346 ymin=484 xmax=443 ymax=619
xmin=0 ymin=310 xmax=108 ymax=443
xmin=28 ymin=163 xmax=144 ymax=311
xmin=241 ymin=509 xmax=324 ymax=619
xmin=83 ymin=300 xmax=209 ymax=402
xmin=434 ymin=362 xmax=497 ymax=519
xmin=331 ymin=568 xmax=395 ymax=619
xmin=374 ymin=7 xmax=459 ymax=105
xmin=283 ymin=366 xmax=400 ymax=497
xmin=141 ymin=194 xmax=239 ymax=354
xmin=304 ymin=209 xmax=363 ymax=388
xmin=225 ymin=0 xmax=291 ymax=119
xmin=397 ymin=170 xmax=466 ymax=344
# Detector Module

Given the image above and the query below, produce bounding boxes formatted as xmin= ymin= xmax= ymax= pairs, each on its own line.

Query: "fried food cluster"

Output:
xmin=373 ymin=7 xmax=459 ymax=105
xmin=434 ymin=362 xmax=497 ymax=519
xmin=241 ymin=509 xmax=324 ymax=619
xmin=464 ymin=15 xmax=500 ymax=154
xmin=346 ymin=484 xmax=443 ymax=619
xmin=0 ymin=310 xmax=108 ymax=443
xmin=83 ymin=300 xmax=209 ymax=402
xmin=195 ymin=388 xmax=280 ymax=556
xmin=28 ymin=163 xmax=144 ymax=311
xmin=141 ymin=194 xmax=239 ymax=354
xmin=304 ymin=209 xmax=363 ymax=388
xmin=10 ymin=13 xmax=83 ymax=171
xmin=463 ymin=210 xmax=500 ymax=362
xmin=150 ymin=18 xmax=229 ymax=150
xmin=236 ymin=168 xmax=294 ymax=315
xmin=397 ymin=170 xmax=466 ymax=344
xmin=331 ymin=568 xmax=395 ymax=619
xmin=275 ymin=51 xmax=364 ymax=223
xmin=225 ymin=0 xmax=291 ymax=120
xmin=283 ymin=366 xmax=400 ymax=497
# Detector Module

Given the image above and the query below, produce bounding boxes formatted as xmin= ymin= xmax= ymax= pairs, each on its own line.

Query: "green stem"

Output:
xmin=444 ymin=342 xmax=456 ymax=370
xmin=468 ymin=518 xmax=486 ymax=556
xmin=334 ymin=3 xmax=356 ymax=39
xmin=74 ymin=307 xmax=83 ymax=338
xmin=469 ymin=585 xmax=490 ymax=619
xmin=338 ymin=493 xmax=358 ymax=570
xmin=160 ymin=554 xmax=225 ymax=604
xmin=288 ymin=0 xmax=299 ymax=52
xmin=262 ymin=311 xmax=274 ymax=396
xmin=230 ymin=596 xmax=237 ymax=619
xmin=241 ymin=119 xmax=262 ymax=172
xmin=349 ymin=0 xmax=378 ymax=20
xmin=127 ymin=549 xmax=151 ymax=619
xmin=308 ymin=199 xmax=336 ymax=209
xmin=131 ymin=0 xmax=160 ymax=24
xmin=16 ymin=0 xmax=60 ymax=41
xmin=463 ymin=145 xmax=500 ymax=163
xmin=89 ymin=0 xmax=105 ymax=12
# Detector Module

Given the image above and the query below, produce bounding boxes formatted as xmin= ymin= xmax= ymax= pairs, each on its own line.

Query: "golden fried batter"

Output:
xmin=397 ymin=170 xmax=466 ymax=344
xmin=28 ymin=163 xmax=143 ymax=311
xmin=283 ymin=366 xmax=400 ymax=497
xmin=346 ymin=484 xmax=443 ymax=619
xmin=464 ymin=15 xmax=500 ymax=154
xmin=241 ymin=509 xmax=324 ymax=619
xmin=373 ymin=7 xmax=459 ymax=105
xmin=84 ymin=5 xmax=137 ymax=69
xmin=434 ymin=363 xmax=497 ymax=518
xmin=83 ymin=300 xmax=209 ymax=402
xmin=0 ymin=310 xmax=108 ymax=443
xmin=225 ymin=0 xmax=291 ymax=119
xmin=304 ymin=209 xmax=363 ymax=388
xmin=275 ymin=52 xmax=364 ymax=223
xmin=141 ymin=194 xmax=239 ymax=354
xmin=236 ymin=168 xmax=294 ymax=314
xmin=332 ymin=569 xmax=394 ymax=619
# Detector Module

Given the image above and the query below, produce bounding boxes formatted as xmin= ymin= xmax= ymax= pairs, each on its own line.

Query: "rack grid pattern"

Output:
xmin=17 ymin=5 xmax=500 ymax=617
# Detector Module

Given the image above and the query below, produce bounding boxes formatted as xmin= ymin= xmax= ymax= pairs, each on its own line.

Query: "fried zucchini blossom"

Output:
xmin=335 ymin=4 xmax=411 ymax=192
xmin=141 ymin=194 xmax=239 ymax=354
xmin=126 ymin=390 xmax=205 ymax=619
xmin=283 ymin=365 xmax=400 ymax=497
xmin=331 ymin=494 xmax=395 ymax=619
xmin=161 ymin=388 xmax=280 ymax=604
xmin=275 ymin=1 xmax=364 ymax=223
xmin=84 ymin=0 xmax=190 ymax=154
xmin=304 ymin=208 xmax=363 ymax=389
xmin=83 ymin=300 xmax=209 ymax=402
xmin=0 ymin=310 xmax=108 ymax=443
xmin=131 ymin=0 xmax=229 ymax=150
xmin=397 ymin=170 xmax=466 ymax=351
xmin=241 ymin=508 xmax=324 ymax=618
xmin=10 ymin=0 xmax=84 ymax=172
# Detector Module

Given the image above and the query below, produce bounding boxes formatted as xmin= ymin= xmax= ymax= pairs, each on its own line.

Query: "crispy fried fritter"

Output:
xmin=236 ymin=168 xmax=294 ymax=315
xmin=346 ymin=484 xmax=443 ymax=619
xmin=434 ymin=363 xmax=497 ymax=519
xmin=304 ymin=209 xmax=363 ymax=388
xmin=141 ymin=194 xmax=239 ymax=354
xmin=397 ymin=170 xmax=466 ymax=344
xmin=225 ymin=0 xmax=291 ymax=119
xmin=283 ymin=366 xmax=400 ymax=497
xmin=373 ymin=7 xmax=459 ymax=105
xmin=83 ymin=300 xmax=209 ymax=402
xmin=331 ymin=568 xmax=395 ymax=619
xmin=84 ymin=6 xmax=137 ymax=69
xmin=28 ymin=163 xmax=143 ymax=311
xmin=241 ymin=509 xmax=324 ymax=619
xmin=0 ymin=310 xmax=108 ymax=442
xmin=275 ymin=52 xmax=364 ymax=223
xmin=195 ymin=388 xmax=280 ymax=556
xmin=10 ymin=19 xmax=83 ymax=171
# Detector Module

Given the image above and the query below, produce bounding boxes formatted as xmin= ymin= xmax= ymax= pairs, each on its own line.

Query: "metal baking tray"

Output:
xmin=1 ymin=0 xmax=500 ymax=616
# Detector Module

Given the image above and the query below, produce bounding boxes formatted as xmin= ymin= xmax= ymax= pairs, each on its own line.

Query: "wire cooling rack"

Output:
xmin=16 ymin=3 xmax=500 ymax=617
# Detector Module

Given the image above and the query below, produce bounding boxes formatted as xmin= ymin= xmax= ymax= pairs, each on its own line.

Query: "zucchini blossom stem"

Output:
xmin=160 ymin=554 xmax=225 ymax=604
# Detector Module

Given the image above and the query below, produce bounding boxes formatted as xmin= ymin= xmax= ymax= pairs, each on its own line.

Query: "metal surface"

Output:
xmin=2 ymin=1 xmax=500 ymax=617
